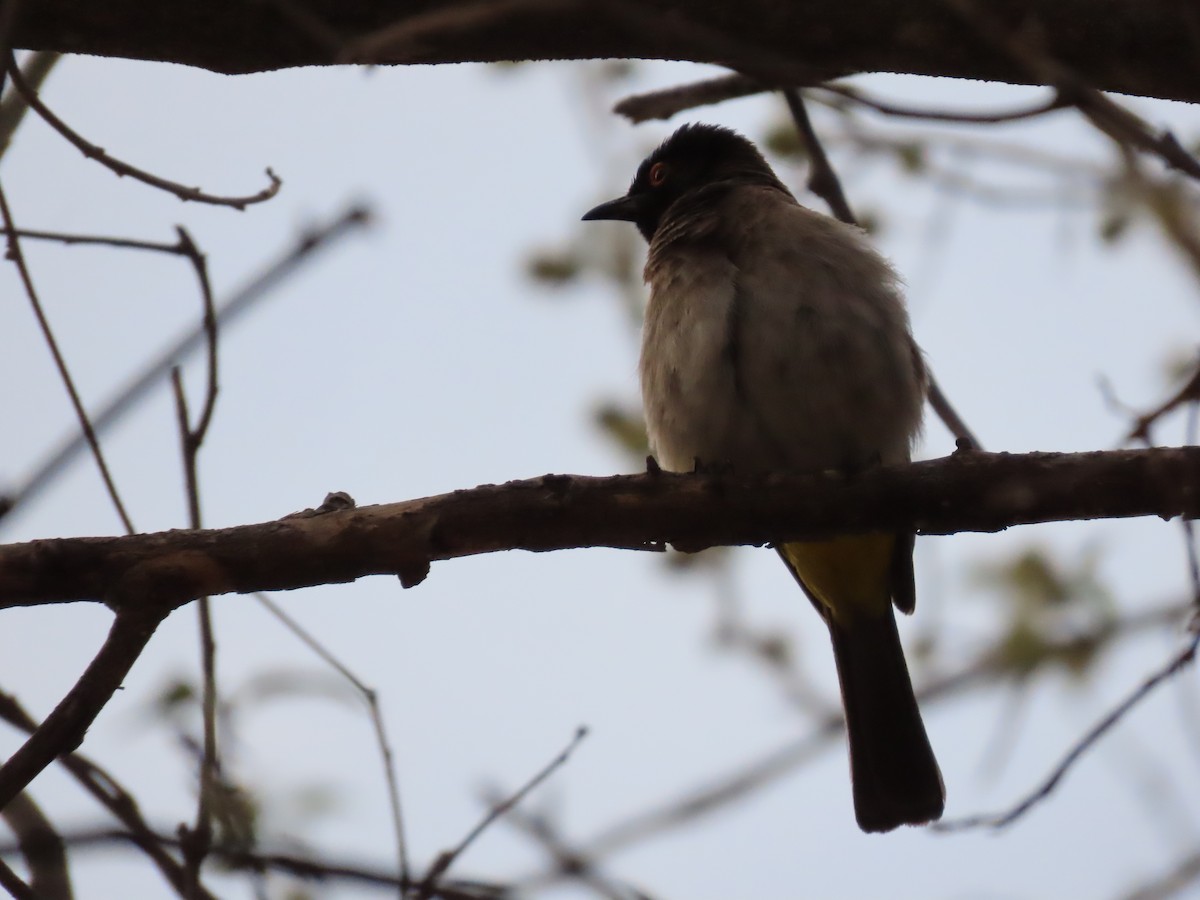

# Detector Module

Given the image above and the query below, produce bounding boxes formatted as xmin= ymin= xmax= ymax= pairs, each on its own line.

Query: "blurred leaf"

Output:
xmin=971 ymin=544 xmax=1115 ymax=681
xmin=235 ymin=668 xmax=357 ymax=709
xmin=209 ymin=779 xmax=260 ymax=852
xmin=526 ymin=247 xmax=582 ymax=286
xmin=599 ymin=60 xmax=637 ymax=82
xmin=763 ymin=122 xmax=805 ymax=160
xmin=594 ymin=402 xmax=648 ymax=457
xmin=976 ymin=547 xmax=1064 ymax=606
xmin=152 ymin=677 xmax=197 ymax=716
xmin=1162 ymin=347 xmax=1200 ymax=385
xmin=286 ymin=784 xmax=341 ymax=821
xmin=1099 ymin=211 xmax=1130 ymax=243
xmin=856 ymin=208 xmax=884 ymax=235
xmin=755 ymin=632 xmax=793 ymax=669
xmin=665 ymin=545 xmax=730 ymax=572
xmin=893 ymin=141 xmax=926 ymax=174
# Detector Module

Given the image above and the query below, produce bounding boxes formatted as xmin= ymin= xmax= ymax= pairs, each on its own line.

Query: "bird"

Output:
xmin=582 ymin=123 xmax=944 ymax=833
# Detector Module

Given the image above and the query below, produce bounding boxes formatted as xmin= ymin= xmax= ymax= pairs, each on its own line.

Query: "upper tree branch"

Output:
xmin=11 ymin=0 xmax=1200 ymax=105
xmin=1 ymin=448 xmax=1198 ymax=611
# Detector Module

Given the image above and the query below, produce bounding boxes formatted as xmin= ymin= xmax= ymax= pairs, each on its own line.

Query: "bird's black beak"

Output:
xmin=582 ymin=193 xmax=645 ymax=222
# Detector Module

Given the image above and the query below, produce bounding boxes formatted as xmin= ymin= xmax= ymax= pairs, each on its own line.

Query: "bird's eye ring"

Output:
xmin=648 ymin=162 xmax=668 ymax=187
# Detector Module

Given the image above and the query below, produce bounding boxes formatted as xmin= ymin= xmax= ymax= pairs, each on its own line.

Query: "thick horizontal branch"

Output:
xmin=13 ymin=0 xmax=1200 ymax=105
xmin=1 ymin=448 xmax=1198 ymax=611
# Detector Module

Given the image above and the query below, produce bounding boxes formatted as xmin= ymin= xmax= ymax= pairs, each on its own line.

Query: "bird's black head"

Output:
xmin=582 ymin=124 xmax=787 ymax=242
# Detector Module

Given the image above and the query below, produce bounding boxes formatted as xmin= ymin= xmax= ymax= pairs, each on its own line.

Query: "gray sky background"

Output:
xmin=2 ymin=52 xmax=1199 ymax=899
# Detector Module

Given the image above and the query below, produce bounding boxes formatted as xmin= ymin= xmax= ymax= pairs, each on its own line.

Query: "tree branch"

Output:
xmin=1 ymin=448 xmax=1198 ymax=612
xmin=11 ymin=1 xmax=1200 ymax=104
xmin=0 ymin=606 xmax=165 ymax=811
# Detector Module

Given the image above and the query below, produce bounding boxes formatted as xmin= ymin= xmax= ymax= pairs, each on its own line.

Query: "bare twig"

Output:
xmin=165 ymin=235 xmax=222 ymax=897
xmin=0 ymin=690 xmax=216 ymax=899
xmin=0 ymin=226 xmax=193 ymax=254
xmin=169 ymin=370 xmax=219 ymax=900
xmin=1 ymin=204 xmax=373 ymax=523
xmin=517 ymin=601 xmax=1188 ymax=891
xmin=816 ymin=83 xmax=1069 ymax=124
xmin=781 ymin=89 xmax=983 ymax=450
xmin=1126 ymin=356 xmax=1200 ymax=445
xmin=0 ymin=180 xmax=136 ymax=534
xmin=0 ymin=606 xmax=166 ymax=812
xmin=1 ymin=793 xmax=72 ymax=900
xmin=253 ymin=590 xmax=410 ymax=890
xmin=940 ymin=0 xmax=1200 ymax=183
xmin=936 ymin=631 xmax=1200 ymax=831
xmin=615 ymin=73 xmax=1067 ymax=126
xmin=0 ymin=827 xmax=506 ymax=899
xmin=0 ymin=51 xmax=60 ymax=158
xmin=928 ymin=376 xmax=983 ymax=451
xmin=499 ymin=807 xmax=636 ymax=900
xmin=175 ymin=229 xmax=219 ymax=443
xmin=614 ymin=73 xmax=762 ymax=123
xmin=4 ymin=53 xmax=281 ymax=209
xmin=782 ymin=88 xmax=856 ymax=225
xmin=0 ymin=858 xmax=34 ymax=899
xmin=416 ymin=727 xmax=588 ymax=898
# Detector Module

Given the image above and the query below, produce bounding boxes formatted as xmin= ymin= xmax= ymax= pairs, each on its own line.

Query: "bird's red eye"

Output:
xmin=648 ymin=162 xmax=668 ymax=187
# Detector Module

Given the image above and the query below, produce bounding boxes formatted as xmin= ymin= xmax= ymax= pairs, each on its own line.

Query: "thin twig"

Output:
xmin=175 ymin=228 xmax=219 ymax=443
xmin=0 ymin=179 xmax=136 ymax=534
xmin=0 ymin=226 xmax=192 ymax=254
xmin=416 ymin=727 xmax=588 ymax=898
xmin=499 ymin=807 xmax=633 ymax=900
xmin=781 ymin=89 xmax=983 ymax=450
xmin=815 ymin=83 xmax=1068 ymax=125
xmin=782 ymin=88 xmax=856 ymax=224
xmin=0 ymin=690 xmax=216 ymax=899
xmin=940 ymin=0 xmax=1200 ymax=183
xmin=166 ymin=237 xmax=222 ymax=897
xmin=615 ymin=73 xmax=1068 ymax=126
xmin=1 ymin=205 xmax=372 ymax=523
xmin=1 ymin=792 xmax=72 ymax=900
xmin=1126 ymin=356 xmax=1200 ymax=445
xmin=4 ymin=53 xmax=281 ymax=210
xmin=170 ymin=370 xmax=219 ymax=900
xmin=614 ymin=73 xmax=762 ymax=123
xmin=253 ymin=590 xmax=410 ymax=890
xmin=936 ymin=631 xmax=1200 ymax=831
xmin=515 ymin=602 xmax=1188 ymax=893
xmin=0 ymin=606 xmax=166 ymax=812
xmin=0 ymin=858 xmax=34 ymax=899
xmin=0 ymin=51 xmax=60 ymax=159
xmin=0 ymin=828 xmax=508 ymax=899
xmin=928 ymin=376 xmax=983 ymax=451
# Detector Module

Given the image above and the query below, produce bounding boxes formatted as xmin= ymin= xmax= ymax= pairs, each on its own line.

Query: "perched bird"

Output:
xmin=582 ymin=123 xmax=944 ymax=833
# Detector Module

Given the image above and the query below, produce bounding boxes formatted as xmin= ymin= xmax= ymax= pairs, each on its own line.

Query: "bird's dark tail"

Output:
xmin=825 ymin=610 xmax=944 ymax=832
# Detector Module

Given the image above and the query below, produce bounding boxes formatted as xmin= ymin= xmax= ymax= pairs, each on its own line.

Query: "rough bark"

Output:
xmin=11 ymin=0 xmax=1200 ymax=104
xmin=2 ymin=448 xmax=1197 ymax=612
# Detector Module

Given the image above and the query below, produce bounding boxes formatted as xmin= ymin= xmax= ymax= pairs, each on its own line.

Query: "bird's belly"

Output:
xmin=639 ymin=296 xmax=918 ymax=475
